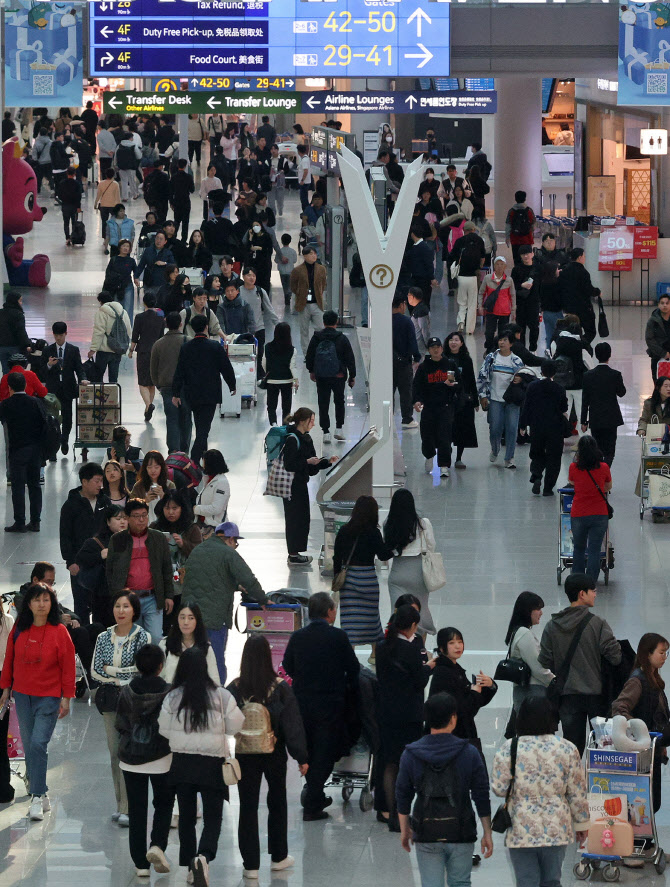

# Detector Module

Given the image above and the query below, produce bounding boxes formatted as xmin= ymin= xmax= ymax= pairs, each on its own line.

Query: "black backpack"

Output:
xmin=410 ymin=749 xmax=477 ymax=844
xmin=116 ymin=144 xmax=136 ymax=171
xmin=313 ymin=336 xmax=341 ymax=378
xmin=481 ymin=160 xmax=492 ymax=182
xmin=553 ymin=354 xmax=575 ymax=389
xmin=510 ymin=207 xmax=532 ymax=237
xmin=103 ymin=265 xmax=126 ymax=299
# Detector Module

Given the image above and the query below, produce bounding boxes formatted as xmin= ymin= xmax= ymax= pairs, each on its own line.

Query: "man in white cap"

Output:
xmin=181 ymin=520 xmax=267 ymax=683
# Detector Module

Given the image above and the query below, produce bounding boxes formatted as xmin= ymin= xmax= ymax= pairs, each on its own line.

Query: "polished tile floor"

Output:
xmin=0 ymin=162 xmax=668 ymax=886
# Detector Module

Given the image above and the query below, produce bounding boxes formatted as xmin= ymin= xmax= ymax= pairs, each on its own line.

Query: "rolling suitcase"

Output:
xmin=71 ymin=212 xmax=86 ymax=246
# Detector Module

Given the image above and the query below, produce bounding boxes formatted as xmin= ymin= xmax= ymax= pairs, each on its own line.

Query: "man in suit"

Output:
xmin=581 ymin=342 xmax=626 ymax=466
xmin=283 ymin=592 xmax=360 ymax=821
xmin=0 ymin=373 xmax=45 ymax=533
xmin=441 ymin=164 xmax=464 ymax=203
xmin=172 ymin=313 xmax=236 ymax=464
xmin=407 ymin=224 xmax=437 ymax=307
xmin=521 ymin=360 xmax=568 ymax=497
xmin=44 ymin=321 xmax=87 ymax=456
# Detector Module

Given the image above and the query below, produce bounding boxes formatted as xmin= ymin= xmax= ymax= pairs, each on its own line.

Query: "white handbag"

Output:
xmin=648 ymin=465 xmax=670 ymax=508
xmin=645 ymin=419 xmax=667 ymax=454
xmin=419 ymin=529 xmax=446 ymax=593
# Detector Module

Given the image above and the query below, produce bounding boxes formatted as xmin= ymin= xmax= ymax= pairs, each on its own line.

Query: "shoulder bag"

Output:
xmin=492 ymin=736 xmax=518 ymax=833
xmin=95 ymin=681 xmax=122 ymax=715
xmin=546 ymin=612 xmax=594 ymax=703
xmin=217 ymin=689 xmax=242 ymax=785
xmin=419 ymin=527 xmax=446 ymax=593
xmin=585 ymin=468 xmax=614 ymax=519
xmin=597 ymin=295 xmax=609 ymax=339
xmin=494 ymin=629 xmax=531 ymax=687
xmin=264 ymin=433 xmax=299 ymax=500
xmin=482 ymin=278 xmax=505 ymax=314
xmin=332 ymin=535 xmax=359 ymax=593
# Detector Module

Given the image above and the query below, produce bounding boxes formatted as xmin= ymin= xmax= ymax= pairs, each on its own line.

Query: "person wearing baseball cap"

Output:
xmin=412 ymin=337 xmax=459 ymax=478
xmin=181 ymin=519 xmax=266 ymax=683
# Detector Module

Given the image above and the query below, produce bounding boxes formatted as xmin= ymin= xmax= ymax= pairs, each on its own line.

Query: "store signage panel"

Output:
xmin=150 ymin=76 xmax=296 ymax=91
xmin=598 ymin=227 xmax=634 ymax=272
xmin=618 ymin=5 xmax=670 ymax=106
xmin=300 ymin=90 xmax=497 ymax=114
xmin=633 ymin=225 xmax=658 ymax=259
xmin=103 ymin=89 xmax=302 ymax=114
xmin=90 ymin=0 xmax=450 ymax=78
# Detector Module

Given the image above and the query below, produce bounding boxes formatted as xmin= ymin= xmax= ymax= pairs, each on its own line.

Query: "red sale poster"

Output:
xmin=598 ymin=227 xmax=634 ymax=271
xmin=633 ymin=226 xmax=658 ymax=259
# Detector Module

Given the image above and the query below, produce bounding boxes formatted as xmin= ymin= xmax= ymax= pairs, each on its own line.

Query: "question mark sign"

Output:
xmin=377 ymin=267 xmax=387 ymax=286
xmin=370 ymin=264 xmax=394 ymax=288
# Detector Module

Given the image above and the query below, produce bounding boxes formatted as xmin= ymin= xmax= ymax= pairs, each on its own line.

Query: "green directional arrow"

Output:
xmin=103 ymin=91 xmax=303 ymax=115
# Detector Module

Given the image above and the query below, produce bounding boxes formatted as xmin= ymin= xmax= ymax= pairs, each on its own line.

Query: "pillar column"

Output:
xmin=494 ymin=77 xmax=543 ymax=230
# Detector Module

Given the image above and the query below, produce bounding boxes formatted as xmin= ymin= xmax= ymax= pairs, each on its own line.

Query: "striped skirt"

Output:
xmin=339 ymin=566 xmax=384 ymax=645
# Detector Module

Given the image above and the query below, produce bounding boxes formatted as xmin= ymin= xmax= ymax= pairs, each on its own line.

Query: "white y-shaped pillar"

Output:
xmin=337 ymin=147 xmax=425 ymax=495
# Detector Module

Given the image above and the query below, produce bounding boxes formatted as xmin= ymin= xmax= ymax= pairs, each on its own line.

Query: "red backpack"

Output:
xmin=165 ymin=452 xmax=203 ymax=489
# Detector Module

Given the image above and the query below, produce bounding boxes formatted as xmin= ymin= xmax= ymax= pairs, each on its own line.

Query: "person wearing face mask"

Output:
xmin=419 ymin=168 xmax=439 ymax=200
xmin=379 ymin=123 xmax=394 ymax=149
xmin=179 ymin=288 xmax=223 ymax=341
xmin=244 ymin=216 xmax=274 ymax=294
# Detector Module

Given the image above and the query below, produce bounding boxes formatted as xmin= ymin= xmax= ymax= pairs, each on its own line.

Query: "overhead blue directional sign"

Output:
xmin=89 ymin=0 xmax=450 ymax=78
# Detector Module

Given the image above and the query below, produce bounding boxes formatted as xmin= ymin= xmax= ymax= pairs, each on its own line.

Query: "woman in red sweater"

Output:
xmin=0 ymin=584 xmax=75 ymax=822
xmin=568 ymin=435 xmax=612 ymax=584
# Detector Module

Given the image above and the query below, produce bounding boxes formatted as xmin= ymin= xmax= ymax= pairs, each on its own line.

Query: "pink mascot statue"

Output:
xmin=3 ymin=137 xmax=51 ymax=287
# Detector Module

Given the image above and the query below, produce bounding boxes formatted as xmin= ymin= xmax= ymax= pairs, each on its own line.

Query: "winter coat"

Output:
xmin=559 ymin=262 xmax=599 ymax=318
xmin=0 ymin=299 xmax=31 ymax=351
xmin=612 ymin=667 xmax=670 ymax=738
xmin=412 ymin=355 xmax=459 ymax=409
xmin=219 ymin=294 xmax=255 ymax=336
xmin=239 ymin=284 xmax=278 ymax=334
xmin=637 ymin=396 xmax=670 ymax=434
xmin=645 ymin=308 xmax=670 ymax=360
xmin=508 ymin=626 xmax=554 ymax=687
xmin=172 ymin=335 xmax=236 ymax=405
xmin=158 ymin=639 xmax=220 ymax=686
xmin=305 ymin=327 xmax=356 ymax=380
xmin=290 ymin=262 xmax=327 ymax=312
xmin=478 ymin=272 xmax=516 ymax=317
xmin=552 ymin=331 xmax=591 ymax=389
xmin=60 ymin=487 xmax=112 ymax=567
xmin=429 ymin=655 xmax=497 ymax=743
xmin=410 ymin=302 xmax=431 ymax=355
xmin=491 ymin=735 xmax=589 ymax=848
xmin=90 ymin=300 xmax=132 ymax=354
xmin=31 ymin=134 xmax=52 ymax=165
xmin=193 ymin=473 xmax=230 ymax=529
xmin=181 ymin=534 xmax=267 ymax=629
xmin=538 ymin=606 xmax=621 ymax=696
xmin=91 ymin=623 xmax=151 ymax=684
xmin=150 ymin=330 xmax=186 ymax=389
xmin=187 ymin=116 xmax=205 ymax=142
xmin=159 ymin=685 xmax=244 ymax=757
xmin=106 ymin=529 xmax=175 ymax=607
xmin=136 ymin=244 xmax=176 ymax=290
xmin=116 ymin=675 xmax=172 ymax=765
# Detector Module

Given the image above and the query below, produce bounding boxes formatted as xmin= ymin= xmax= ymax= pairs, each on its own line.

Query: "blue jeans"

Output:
xmin=299 ymin=183 xmax=311 ymax=210
xmin=360 ymin=286 xmax=369 ymax=326
xmin=13 ymin=692 xmax=61 ymax=796
xmin=509 ymin=845 xmax=566 ymax=887
xmin=207 ymin=626 xmax=229 ymax=684
xmin=415 ymin=841 xmax=475 ymax=887
xmin=160 ymin=387 xmax=192 ymax=454
xmin=571 ymin=514 xmax=608 ymax=583
xmin=488 ymin=400 xmax=521 ymax=461
xmin=95 ymin=350 xmax=122 ymax=383
xmin=137 ymin=593 xmax=164 ymax=642
xmin=123 ymin=282 xmax=135 ymax=323
xmin=543 ymin=310 xmax=563 ymax=349
xmin=0 ymin=346 xmax=17 ymax=375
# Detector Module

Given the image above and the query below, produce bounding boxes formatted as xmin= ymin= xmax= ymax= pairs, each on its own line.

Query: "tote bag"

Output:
xmin=419 ymin=528 xmax=446 ymax=593
xmin=263 ymin=433 xmax=298 ymax=500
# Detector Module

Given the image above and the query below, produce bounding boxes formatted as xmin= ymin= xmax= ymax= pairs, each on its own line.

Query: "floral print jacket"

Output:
xmin=491 ymin=734 xmax=589 ymax=848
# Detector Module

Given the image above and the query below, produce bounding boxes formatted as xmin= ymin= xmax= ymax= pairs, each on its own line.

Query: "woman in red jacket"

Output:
xmin=478 ymin=256 xmax=517 ymax=354
xmin=0 ymin=584 xmax=75 ymax=822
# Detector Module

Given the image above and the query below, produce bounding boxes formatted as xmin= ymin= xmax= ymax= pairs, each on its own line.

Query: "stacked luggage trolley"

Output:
xmin=557 ymin=487 xmax=613 ymax=585
xmin=575 ymin=733 xmax=666 ymax=880
xmin=220 ymin=336 xmax=257 ymax=418
xmin=74 ymin=382 xmax=122 ymax=462
xmin=639 ymin=422 xmax=670 ymax=521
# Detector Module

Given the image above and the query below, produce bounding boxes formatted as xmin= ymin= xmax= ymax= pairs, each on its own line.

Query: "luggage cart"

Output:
xmin=74 ymin=382 xmax=122 ymax=462
xmin=327 ymin=738 xmax=374 ymax=812
xmin=639 ymin=430 xmax=670 ymax=520
xmin=574 ymin=733 xmax=666 ymax=880
xmin=645 ymin=464 xmax=670 ymax=523
xmin=220 ymin=336 xmax=257 ymax=418
xmin=241 ymin=597 xmax=305 ymax=682
xmin=557 ymin=487 xmax=613 ymax=585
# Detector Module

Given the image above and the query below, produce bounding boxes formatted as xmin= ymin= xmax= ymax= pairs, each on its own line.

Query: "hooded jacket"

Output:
xmin=59 ymin=486 xmax=112 ymax=567
xmin=219 ymin=293 xmax=255 ymax=336
xmin=396 ymin=732 xmax=491 ymax=823
xmin=305 ymin=327 xmax=356 ymax=380
xmin=116 ymin=674 xmax=172 ymax=765
xmin=90 ymin=300 xmax=132 ymax=354
xmin=552 ymin=331 xmax=591 ymax=389
xmin=0 ymin=295 xmax=31 ymax=350
xmin=31 ymin=134 xmax=52 ymax=165
xmin=412 ymin=355 xmax=459 ymax=409
xmin=645 ymin=307 xmax=670 ymax=360
xmin=538 ymin=605 xmax=621 ymax=696
xmin=159 ymin=685 xmax=244 ymax=757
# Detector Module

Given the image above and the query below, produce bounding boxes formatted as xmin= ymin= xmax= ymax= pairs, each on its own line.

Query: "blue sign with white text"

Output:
xmin=90 ymin=0 xmax=450 ymax=78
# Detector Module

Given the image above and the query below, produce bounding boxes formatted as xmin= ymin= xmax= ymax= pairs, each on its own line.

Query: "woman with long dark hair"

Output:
xmin=103 ymin=459 xmax=130 ymax=507
xmin=445 ymin=331 xmax=479 ymax=468
xmin=0 ymin=584 xmax=75 ymax=821
xmin=376 ymin=605 xmax=435 ymax=831
xmin=568 ymin=434 xmax=612 ymax=583
xmin=638 ymin=375 xmax=670 ymax=434
xmin=0 ymin=598 xmax=15 ymax=802
xmin=76 ymin=504 xmax=129 ymax=627
xmin=227 ymin=634 xmax=308 ymax=879
xmin=159 ymin=647 xmax=244 ymax=886
xmin=159 ymin=601 xmax=218 ymax=684
xmin=334 ymin=496 xmax=393 ymax=657
xmin=130 ymin=451 xmax=176 ymax=521
xmin=384 ymin=489 xmax=436 ymax=638
xmin=262 ymin=321 xmax=298 ymax=426
xmin=184 ymin=230 xmax=212 ymax=273
xmin=194 ymin=449 xmax=230 ymax=539
xmin=152 ymin=491 xmax=202 ymax=609
xmin=160 ymin=273 xmax=192 ymax=317
xmin=613 ymin=633 xmax=670 ymax=814
xmin=282 ymin=408 xmax=336 ymax=566
xmin=504 ymin=591 xmax=553 ymax=715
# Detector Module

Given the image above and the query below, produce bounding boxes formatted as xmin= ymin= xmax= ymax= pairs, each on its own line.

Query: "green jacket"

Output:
xmin=181 ymin=535 xmax=267 ymax=629
xmin=106 ymin=528 xmax=175 ymax=608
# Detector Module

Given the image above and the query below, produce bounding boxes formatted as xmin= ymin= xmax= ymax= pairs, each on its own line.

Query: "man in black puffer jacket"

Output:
xmin=305 ymin=310 xmax=356 ymax=443
xmin=558 ymin=248 xmax=599 ymax=344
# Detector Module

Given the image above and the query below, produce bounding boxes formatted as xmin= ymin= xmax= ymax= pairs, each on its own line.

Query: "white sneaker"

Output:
xmin=424 ymin=458 xmax=433 ymax=474
xmin=334 ymin=431 xmax=346 ymax=441
xmin=135 ymin=870 xmax=151 ymax=878
xmin=118 ymin=813 xmax=130 ymax=827
xmin=505 ymin=459 xmax=516 ymax=470
xmin=489 ymin=450 xmax=498 ymax=463
xmin=440 ymin=467 xmax=450 ymax=478
xmin=112 ymin=812 xmax=121 ymax=822
xmin=147 ymin=845 xmax=171 ymax=873
xmin=29 ymin=796 xmax=43 ymax=821
xmin=323 ymin=433 xmax=331 ymax=444
xmin=271 ymin=856 xmax=295 ymax=871
xmin=243 ymin=870 xmax=259 ymax=879
xmin=402 ymin=420 xmax=419 ymax=429
xmin=41 ymin=794 xmax=50 ymax=813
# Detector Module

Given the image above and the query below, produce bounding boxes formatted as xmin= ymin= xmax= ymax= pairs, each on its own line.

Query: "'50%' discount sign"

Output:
xmin=598 ymin=226 xmax=658 ymax=271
